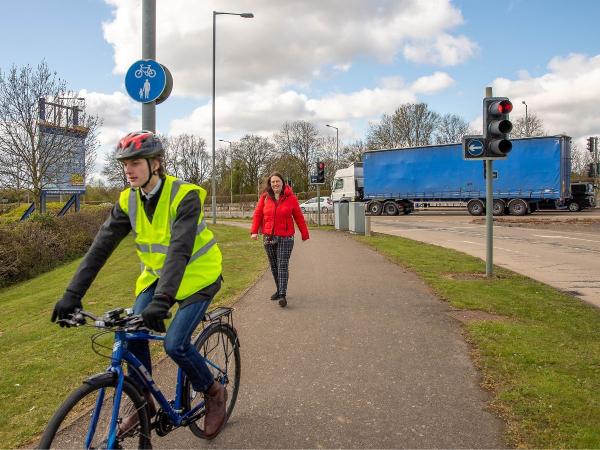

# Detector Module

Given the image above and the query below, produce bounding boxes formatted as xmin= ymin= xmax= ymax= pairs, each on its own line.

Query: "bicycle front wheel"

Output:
xmin=38 ymin=374 xmax=151 ymax=449
xmin=185 ymin=323 xmax=241 ymax=438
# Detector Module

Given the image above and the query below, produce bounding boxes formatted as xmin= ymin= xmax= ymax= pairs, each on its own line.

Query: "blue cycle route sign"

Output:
xmin=125 ymin=59 xmax=166 ymax=103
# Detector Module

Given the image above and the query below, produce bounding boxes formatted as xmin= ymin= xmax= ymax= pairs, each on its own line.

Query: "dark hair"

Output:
xmin=264 ymin=172 xmax=285 ymax=199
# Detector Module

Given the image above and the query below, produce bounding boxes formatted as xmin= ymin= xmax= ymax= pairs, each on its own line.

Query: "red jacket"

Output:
xmin=251 ymin=186 xmax=309 ymax=240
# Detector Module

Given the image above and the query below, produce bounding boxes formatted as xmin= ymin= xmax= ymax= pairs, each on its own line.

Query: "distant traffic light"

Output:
xmin=483 ymin=97 xmax=513 ymax=159
xmin=587 ymin=137 xmax=597 ymax=153
xmin=588 ymin=162 xmax=596 ymax=178
xmin=316 ymin=161 xmax=325 ymax=184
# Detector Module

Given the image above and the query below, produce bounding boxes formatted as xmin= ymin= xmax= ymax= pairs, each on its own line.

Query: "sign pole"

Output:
xmin=485 ymin=86 xmax=494 ymax=277
xmin=142 ymin=0 xmax=156 ymax=132
xmin=317 ymin=185 xmax=321 ymax=227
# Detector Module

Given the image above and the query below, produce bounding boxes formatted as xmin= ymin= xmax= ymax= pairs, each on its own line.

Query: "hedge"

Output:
xmin=0 ymin=205 xmax=112 ymax=288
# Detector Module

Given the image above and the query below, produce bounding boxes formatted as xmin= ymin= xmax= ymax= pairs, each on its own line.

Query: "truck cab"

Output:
xmin=331 ymin=162 xmax=364 ymax=202
xmin=568 ymin=182 xmax=596 ymax=211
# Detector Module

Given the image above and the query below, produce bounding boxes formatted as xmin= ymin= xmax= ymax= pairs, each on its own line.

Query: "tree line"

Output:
xmin=1 ymin=61 xmax=592 ymax=204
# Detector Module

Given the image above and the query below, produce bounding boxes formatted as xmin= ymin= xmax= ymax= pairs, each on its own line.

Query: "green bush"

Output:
xmin=0 ymin=205 xmax=112 ymax=288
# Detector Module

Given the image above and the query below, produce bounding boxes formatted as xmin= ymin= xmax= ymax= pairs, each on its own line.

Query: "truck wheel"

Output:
xmin=492 ymin=199 xmax=506 ymax=216
xmin=383 ymin=201 xmax=399 ymax=216
xmin=367 ymin=201 xmax=383 ymax=216
xmin=568 ymin=201 xmax=581 ymax=212
xmin=467 ymin=199 xmax=485 ymax=216
xmin=508 ymin=199 xmax=528 ymax=216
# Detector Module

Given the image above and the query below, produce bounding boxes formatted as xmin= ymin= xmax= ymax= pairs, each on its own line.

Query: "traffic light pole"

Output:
xmin=317 ymin=185 xmax=321 ymax=227
xmin=485 ymin=86 xmax=494 ymax=277
xmin=594 ymin=137 xmax=600 ymax=198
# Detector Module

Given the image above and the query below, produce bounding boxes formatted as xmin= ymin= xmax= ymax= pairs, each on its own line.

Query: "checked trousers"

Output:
xmin=263 ymin=235 xmax=295 ymax=297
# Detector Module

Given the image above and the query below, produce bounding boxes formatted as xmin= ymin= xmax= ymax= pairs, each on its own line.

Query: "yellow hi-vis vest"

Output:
xmin=119 ymin=175 xmax=222 ymax=300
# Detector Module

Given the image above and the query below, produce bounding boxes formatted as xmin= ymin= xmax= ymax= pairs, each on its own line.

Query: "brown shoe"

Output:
xmin=117 ymin=391 xmax=156 ymax=437
xmin=204 ymin=381 xmax=227 ymax=439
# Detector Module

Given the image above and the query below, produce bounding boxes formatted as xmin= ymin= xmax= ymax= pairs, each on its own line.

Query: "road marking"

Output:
xmin=462 ymin=240 xmax=481 ymax=245
xmin=495 ymin=246 xmax=525 ymax=254
xmin=533 ymin=234 xmax=600 ymax=244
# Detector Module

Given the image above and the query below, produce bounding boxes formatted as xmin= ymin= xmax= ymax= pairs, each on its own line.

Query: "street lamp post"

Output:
xmin=522 ymin=100 xmax=528 ymax=137
xmin=218 ymin=139 xmax=233 ymax=205
xmin=212 ymin=11 xmax=254 ymax=224
xmin=326 ymin=124 xmax=339 ymax=167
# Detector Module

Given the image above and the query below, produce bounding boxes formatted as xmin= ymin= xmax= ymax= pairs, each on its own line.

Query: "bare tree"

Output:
xmin=168 ymin=134 xmax=210 ymax=185
xmin=101 ymin=149 xmax=128 ymax=189
xmin=511 ymin=113 xmax=545 ymax=138
xmin=159 ymin=134 xmax=180 ymax=178
xmin=341 ymin=139 xmax=367 ymax=164
xmin=236 ymin=134 xmax=274 ymax=195
xmin=274 ymin=120 xmax=320 ymax=192
xmin=367 ymin=103 xmax=440 ymax=149
xmin=571 ymin=144 xmax=593 ymax=179
xmin=0 ymin=61 xmax=101 ymax=207
xmin=435 ymin=113 xmax=472 ymax=144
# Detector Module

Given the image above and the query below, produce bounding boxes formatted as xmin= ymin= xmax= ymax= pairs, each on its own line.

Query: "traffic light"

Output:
xmin=588 ymin=162 xmax=596 ymax=178
xmin=587 ymin=137 xmax=597 ymax=153
xmin=483 ymin=97 xmax=513 ymax=159
xmin=316 ymin=161 xmax=325 ymax=184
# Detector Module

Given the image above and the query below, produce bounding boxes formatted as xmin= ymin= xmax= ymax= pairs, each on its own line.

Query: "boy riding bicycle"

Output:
xmin=51 ymin=130 xmax=227 ymax=439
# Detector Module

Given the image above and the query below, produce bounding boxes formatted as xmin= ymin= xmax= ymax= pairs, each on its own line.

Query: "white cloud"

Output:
xmin=491 ymin=53 xmax=600 ymax=144
xmin=102 ymin=0 xmax=478 ymax=98
xmin=168 ymin=74 xmax=460 ymax=142
xmin=411 ymin=72 xmax=454 ymax=94
xmin=403 ymin=34 xmax=478 ymax=66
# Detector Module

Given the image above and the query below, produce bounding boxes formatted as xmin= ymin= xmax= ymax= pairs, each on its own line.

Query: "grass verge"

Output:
xmin=0 ymin=224 xmax=265 ymax=448
xmin=354 ymin=233 xmax=600 ymax=449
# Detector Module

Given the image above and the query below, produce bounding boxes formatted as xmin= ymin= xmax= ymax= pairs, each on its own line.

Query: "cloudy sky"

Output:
xmin=1 ymin=0 xmax=600 ymax=175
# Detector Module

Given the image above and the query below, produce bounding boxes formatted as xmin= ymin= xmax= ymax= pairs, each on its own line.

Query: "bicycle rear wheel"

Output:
xmin=38 ymin=374 xmax=151 ymax=449
xmin=185 ymin=323 xmax=241 ymax=438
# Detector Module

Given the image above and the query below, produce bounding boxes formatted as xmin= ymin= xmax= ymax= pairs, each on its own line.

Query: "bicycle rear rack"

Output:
xmin=203 ymin=306 xmax=233 ymax=322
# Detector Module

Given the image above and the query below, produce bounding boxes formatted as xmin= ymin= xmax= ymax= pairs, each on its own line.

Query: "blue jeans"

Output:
xmin=128 ymin=284 xmax=217 ymax=393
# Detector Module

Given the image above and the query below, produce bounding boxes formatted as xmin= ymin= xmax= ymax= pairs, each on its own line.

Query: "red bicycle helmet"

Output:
xmin=116 ymin=131 xmax=164 ymax=161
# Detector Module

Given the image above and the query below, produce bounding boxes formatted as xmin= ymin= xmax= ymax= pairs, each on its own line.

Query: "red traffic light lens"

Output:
xmin=319 ymin=163 xmax=325 ymax=169
xmin=497 ymin=100 xmax=513 ymax=114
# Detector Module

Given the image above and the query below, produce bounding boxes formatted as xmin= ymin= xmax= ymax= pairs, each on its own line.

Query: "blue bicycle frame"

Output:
xmin=90 ymin=327 xmax=219 ymax=449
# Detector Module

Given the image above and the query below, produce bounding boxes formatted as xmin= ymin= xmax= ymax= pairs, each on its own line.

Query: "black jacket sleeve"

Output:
xmin=66 ymin=202 xmax=132 ymax=297
xmin=154 ymin=191 xmax=202 ymax=299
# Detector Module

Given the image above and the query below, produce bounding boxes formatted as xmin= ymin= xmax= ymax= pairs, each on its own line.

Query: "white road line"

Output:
xmin=495 ymin=246 xmax=525 ymax=254
xmin=462 ymin=240 xmax=525 ymax=254
xmin=533 ymin=234 xmax=600 ymax=244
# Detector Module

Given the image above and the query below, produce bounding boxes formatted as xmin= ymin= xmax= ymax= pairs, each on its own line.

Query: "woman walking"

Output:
xmin=251 ymin=173 xmax=309 ymax=307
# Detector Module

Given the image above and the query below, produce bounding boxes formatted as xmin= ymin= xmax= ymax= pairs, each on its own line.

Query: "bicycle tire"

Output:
xmin=38 ymin=374 xmax=152 ymax=449
xmin=184 ymin=323 xmax=241 ymax=438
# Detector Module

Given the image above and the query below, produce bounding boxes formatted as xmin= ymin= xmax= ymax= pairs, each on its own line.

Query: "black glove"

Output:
xmin=141 ymin=294 xmax=173 ymax=333
xmin=51 ymin=290 xmax=83 ymax=327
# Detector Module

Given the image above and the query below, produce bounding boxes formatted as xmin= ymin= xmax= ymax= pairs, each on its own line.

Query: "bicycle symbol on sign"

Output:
xmin=134 ymin=64 xmax=157 ymax=78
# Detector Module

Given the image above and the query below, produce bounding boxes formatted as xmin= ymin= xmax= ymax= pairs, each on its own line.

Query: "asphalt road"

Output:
xmin=370 ymin=210 xmax=600 ymax=308
xmin=151 ymin=228 xmax=505 ymax=448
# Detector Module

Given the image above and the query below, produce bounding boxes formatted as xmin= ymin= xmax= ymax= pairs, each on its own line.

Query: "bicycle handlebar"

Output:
xmin=58 ymin=308 xmax=171 ymax=331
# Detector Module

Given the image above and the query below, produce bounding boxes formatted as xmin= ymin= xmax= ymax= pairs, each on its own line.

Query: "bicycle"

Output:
xmin=38 ymin=306 xmax=241 ymax=449
xmin=134 ymin=64 xmax=156 ymax=78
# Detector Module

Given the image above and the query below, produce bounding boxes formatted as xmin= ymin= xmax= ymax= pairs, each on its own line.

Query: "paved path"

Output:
xmin=153 ymin=228 xmax=505 ymax=448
